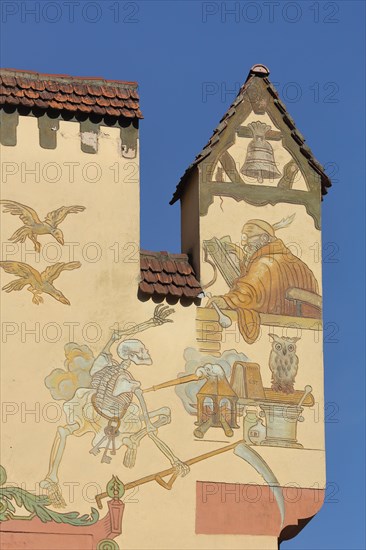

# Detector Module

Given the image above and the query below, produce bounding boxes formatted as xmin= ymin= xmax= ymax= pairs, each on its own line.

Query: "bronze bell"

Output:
xmin=241 ymin=121 xmax=281 ymax=183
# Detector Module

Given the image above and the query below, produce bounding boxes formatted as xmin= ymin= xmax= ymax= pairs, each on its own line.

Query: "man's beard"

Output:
xmin=241 ymin=241 xmax=263 ymax=273
xmin=244 ymin=241 xmax=262 ymax=258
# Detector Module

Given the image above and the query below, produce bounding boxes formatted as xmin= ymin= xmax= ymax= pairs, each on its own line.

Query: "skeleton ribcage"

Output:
xmin=91 ymin=365 xmax=133 ymax=419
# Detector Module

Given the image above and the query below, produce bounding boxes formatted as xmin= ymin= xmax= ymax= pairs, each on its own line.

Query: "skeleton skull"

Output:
xmin=196 ymin=363 xmax=226 ymax=379
xmin=117 ymin=339 xmax=152 ymax=365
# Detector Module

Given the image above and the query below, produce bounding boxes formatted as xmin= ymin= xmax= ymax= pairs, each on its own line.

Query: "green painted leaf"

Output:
xmin=0 ymin=485 xmax=99 ymax=526
xmin=106 ymin=476 xmax=125 ymax=499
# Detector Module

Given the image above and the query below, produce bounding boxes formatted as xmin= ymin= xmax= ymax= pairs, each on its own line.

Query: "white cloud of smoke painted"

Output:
xmin=45 ymin=343 xmax=95 ymax=401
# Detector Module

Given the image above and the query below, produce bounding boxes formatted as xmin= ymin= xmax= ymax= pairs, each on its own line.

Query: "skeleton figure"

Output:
xmin=41 ymin=306 xmax=189 ymax=507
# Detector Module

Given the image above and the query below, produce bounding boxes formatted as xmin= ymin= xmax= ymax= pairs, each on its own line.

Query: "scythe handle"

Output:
xmin=95 ymin=440 xmax=243 ymax=509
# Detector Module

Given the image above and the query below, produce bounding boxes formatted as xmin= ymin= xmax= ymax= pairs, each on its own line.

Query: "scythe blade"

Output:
xmin=234 ymin=442 xmax=285 ymax=528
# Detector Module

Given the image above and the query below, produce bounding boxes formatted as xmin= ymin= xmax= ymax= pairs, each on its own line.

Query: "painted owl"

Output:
xmin=268 ymin=334 xmax=300 ymax=394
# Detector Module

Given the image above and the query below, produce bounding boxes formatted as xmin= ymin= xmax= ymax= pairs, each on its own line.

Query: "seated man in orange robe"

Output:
xmin=207 ymin=218 xmax=320 ymax=344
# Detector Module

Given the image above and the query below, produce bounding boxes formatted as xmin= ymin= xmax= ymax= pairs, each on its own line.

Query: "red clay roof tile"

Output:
xmin=22 ymin=97 xmax=34 ymax=107
xmin=144 ymin=270 xmax=159 ymax=283
xmin=139 ymin=280 xmax=154 ymax=295
xmin=17 ymin=77 xmax=32 ymax=89
xmin=96 ymin=96 xmax=110 ymax=107
xmin=186 ymin=274 xmax=202 ymax=288
xmin=39 ymin=90 xmax=53 ymax=100
xmin=106 ymin=107 xmax=121 ymax=117
xmin=167 ymin=284 xmax=183 ymax=297
xmin=115 ymin=88 xmax=130 ymax=100
xmin=36 ymin=99 xmax=49 ymax=109
xmin=4 ymin=96 xmax=18 ymax=104
xmin=0 ymin=86 xmax=12 ymax=96
xmin=73 ymin=83 xmax=87 ymax=95
xmin=59 ymin=82 xmax=73 ymax=93
xmin=101 ymin=86 xmax=116 ymax=98
xmin=183 ymin=286 xmax=200 ymax=298
xmin=172 ymin=273 xmax=186 ymax=286
xmin=161 ymin=259 xmax=177 ymax=274
xmin=0 ymin=68 xmax=142 ymax=119
xmin=175 ymin=260 xmax=192 ymax=276
xmin=77 ymin=103 xmax=91 ymax=113
xmin=46 ymin=80 xmax=59 ymax=92
xmin=146 ymin=256 xmax=162 ymax=272
xmin=140 ymin=256 xmax=149 ymax=271
xmin=153 ymin=282 xmax=168 ymax=295
xmin=53 ymin=92 xmax=66 ymax=102
xmin=157 ymin=272 xmax=173 ymax=284
xmin=110 ymin=97 xmax=123 ymax=107
xmin=81 ymin=96 xmax=97 ymax=106
xmin=121 ymin=107 xmax=135 ymax=118
xmin=24 ymin=89 xmax=39 ymax=99
xmin=1 ymin=75 xmax=16 ymax=86
xmin=93 ymin=105 xmax=106 ymax=115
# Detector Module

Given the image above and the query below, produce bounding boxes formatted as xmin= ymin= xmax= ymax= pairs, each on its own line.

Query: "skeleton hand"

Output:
xmin=122 ymin=435 xmax=139 ymax=468
xmin=206 ymin=296 xmax=228 ymax=309
xmin=172 ymin=459 xmax=190 ymax=477
xmin=152 ymin=304 xmax=175 ymax=326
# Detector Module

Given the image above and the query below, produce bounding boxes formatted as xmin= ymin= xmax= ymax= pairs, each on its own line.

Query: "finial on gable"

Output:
xmin=249 ymin=64 xmax=270 ymax=77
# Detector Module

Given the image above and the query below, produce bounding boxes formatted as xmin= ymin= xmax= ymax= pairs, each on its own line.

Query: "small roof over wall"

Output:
xmin=0 ymin=68 xmax=142 ymax=119
xmin=170 ymin=64 xmax=331 ymax=203
xmin=139 ymin=250 xmax=202 ymax=299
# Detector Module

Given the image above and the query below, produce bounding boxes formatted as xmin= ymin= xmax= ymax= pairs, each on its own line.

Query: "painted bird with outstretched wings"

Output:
xmin=0 ymin=200 xmax=86 ymax=252
xmin=0 ymin=261 xmax=81 ymax=305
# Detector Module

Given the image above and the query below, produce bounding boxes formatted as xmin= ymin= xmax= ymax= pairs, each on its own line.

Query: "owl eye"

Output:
xmin=288 ymin=345 xmax=294 ymax=352
xmin=275 ymin=343 xmax=282 ymax=351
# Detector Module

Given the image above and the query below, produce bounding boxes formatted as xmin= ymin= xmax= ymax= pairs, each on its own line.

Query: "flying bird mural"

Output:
xmin=0 ymin=261 xmax=81 ymax=305
xmin=0 ymin=200 xmax=86 ymax=252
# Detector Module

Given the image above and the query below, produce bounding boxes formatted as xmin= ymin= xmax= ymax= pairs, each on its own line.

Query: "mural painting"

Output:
xmin=175 ymin=345 xmax=314 ymax=450
xmin=41 ymin=305 xmax=191 ymax=508
xmin=1 ymin=200 xmax=86 ymax=252
xmin=197 ymin=214 xmax=321 ymax=350
xmin=39 ymin=306 xmax=289 ymax=529
xmin=0 ymin=260 xmax=81 ymax=305
xmin=0 ymin=199 xmax=86 ymax=305
xmin=0 ymin=65 xmax=328 ymax=549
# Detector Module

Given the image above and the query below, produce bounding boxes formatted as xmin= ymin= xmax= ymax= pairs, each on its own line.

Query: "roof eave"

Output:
xmin=170 ymin=64 xmax=331 ymax=204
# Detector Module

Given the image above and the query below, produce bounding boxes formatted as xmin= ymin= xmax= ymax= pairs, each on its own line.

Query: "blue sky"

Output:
xmin=1 ymin=1 xmax=365 ymax=548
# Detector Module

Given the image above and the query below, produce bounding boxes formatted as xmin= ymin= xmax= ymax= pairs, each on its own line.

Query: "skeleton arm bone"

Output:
xmin=90 ymin=330 xmax=122 ymax=376
xmin=111 ymin=305 xmax=175 ymax=342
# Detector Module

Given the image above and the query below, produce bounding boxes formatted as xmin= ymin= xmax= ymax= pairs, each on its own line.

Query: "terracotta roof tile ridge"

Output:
xmin=0 ymin=68 xmax=138 ymax=88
